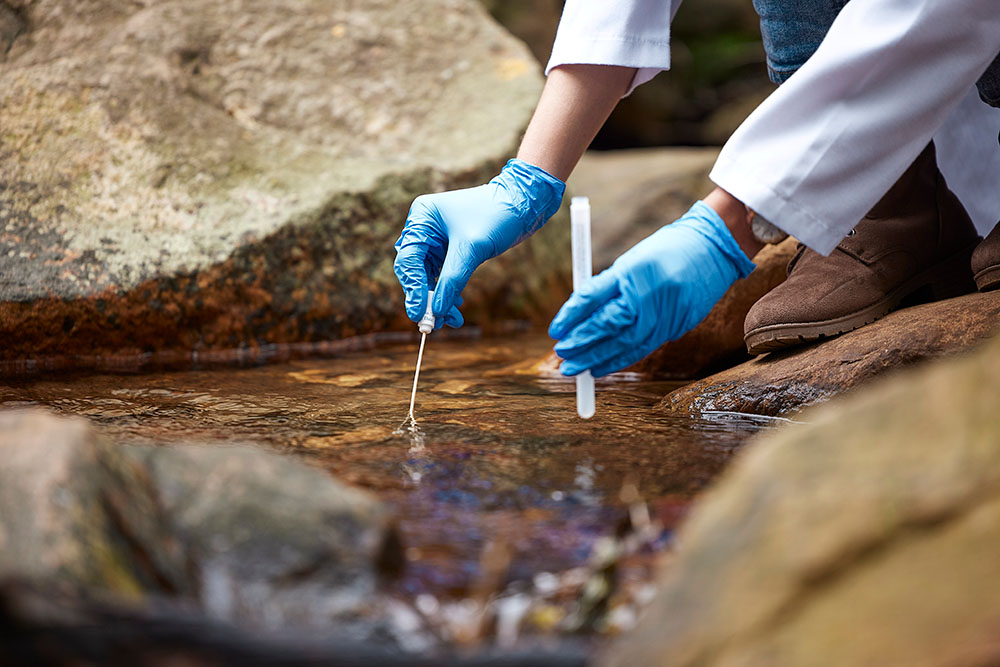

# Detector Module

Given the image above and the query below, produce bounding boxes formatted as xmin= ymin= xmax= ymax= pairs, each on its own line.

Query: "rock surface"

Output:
xmin=0 ymin=0 xmax=567 ymax=363
xmin=664 ymin=291 xmax=1000 ymax=414
xmin=0 ymin=2 xmax=24 ymax=58
xmin=567 ymin=148 xmax=797 ymax=379
xmin=0 ymin=409 xmax=400 ymax=634
xmin=604 ymin=332 xmax=1000 ymax=667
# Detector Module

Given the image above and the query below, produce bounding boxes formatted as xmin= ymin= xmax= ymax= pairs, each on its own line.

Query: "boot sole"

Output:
xmin=745 ymin=241 xmax=979 ymax=355
xmin=974 ymin=265 xmax=1000 ymax=292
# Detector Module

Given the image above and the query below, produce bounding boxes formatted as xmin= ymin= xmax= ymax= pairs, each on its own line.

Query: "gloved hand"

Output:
xmin=394 ymin=159 xmax=565 ymax=329
xmin=549 ymin=200 xmax=756 ymax=377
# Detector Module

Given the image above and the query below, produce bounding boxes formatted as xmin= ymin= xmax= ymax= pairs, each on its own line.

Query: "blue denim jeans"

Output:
xmin=752 ymin=0 xmax=1000 ymax=108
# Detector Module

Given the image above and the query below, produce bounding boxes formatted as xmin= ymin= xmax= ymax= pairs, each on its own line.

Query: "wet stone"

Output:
xmin=663 ymin=291 xmax=1000 ymax=416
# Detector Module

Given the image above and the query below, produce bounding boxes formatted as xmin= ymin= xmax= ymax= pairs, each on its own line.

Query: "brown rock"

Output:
xmin=603 ymin=332 xmax=1000 ymax=667
xmin=0 ymin=0 xmax=567 ymax=367
xmin=567 ymin=148 xmax=797 ymax=379
xmin=663 ymin=291 xmax=1000 ymax=415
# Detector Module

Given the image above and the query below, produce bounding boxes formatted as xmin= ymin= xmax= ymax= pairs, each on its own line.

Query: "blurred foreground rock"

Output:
xmin=0 ymin=0 xmax=567 ymax=365
xmin=0 ymin=409 xmax=402 ymax=637
xmin=664 ymin=291 xmax=1000 ymax=414
xmin=605 ymin=332 xmax=1000 ymax=667
xmin=568 ymin=148 xmax=797 ymax=380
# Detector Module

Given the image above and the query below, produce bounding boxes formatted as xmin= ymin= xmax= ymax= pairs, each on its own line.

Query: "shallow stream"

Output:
xmin=1 ymin=332 xmax=775 ymax=645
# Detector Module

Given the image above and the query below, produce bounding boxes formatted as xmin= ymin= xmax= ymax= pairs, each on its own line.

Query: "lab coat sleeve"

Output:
xmin=709 ymin=0 xmax=1000 ymax=254
xmin=545 ymin=0 xmax=684 ymax=96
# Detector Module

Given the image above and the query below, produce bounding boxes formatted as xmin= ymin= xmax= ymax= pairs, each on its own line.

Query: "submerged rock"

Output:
xmin=567 ymin=148 xmax=797 ymax=379
xmin=0 ymin=409 xmax=401 ymax=636
xmin=0 ymin=0 xmax=567 ymax=365
xmin=663 ymin=291 xmax=1000 ymax=415
xmin=603 ymin=332 xmax=1000 ymax=667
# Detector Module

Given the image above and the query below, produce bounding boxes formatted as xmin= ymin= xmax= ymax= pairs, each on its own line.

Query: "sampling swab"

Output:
xmin=570 ymin=197 xmax=596 ymax=419
xmin=407 ymin=290 xmax=436 ymax=422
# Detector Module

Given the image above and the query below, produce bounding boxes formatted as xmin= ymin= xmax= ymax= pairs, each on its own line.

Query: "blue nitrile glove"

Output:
xmin=394 ymin=159 xmax=565 ymax=329
xmin=549 ymin=200 xmax=756 ymax=377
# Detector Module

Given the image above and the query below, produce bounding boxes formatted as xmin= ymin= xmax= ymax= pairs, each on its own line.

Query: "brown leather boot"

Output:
xmin=744 ymin=143 xmax=980 ymax=355
xmin=971 ymin=222 xmax=1000 ymax=291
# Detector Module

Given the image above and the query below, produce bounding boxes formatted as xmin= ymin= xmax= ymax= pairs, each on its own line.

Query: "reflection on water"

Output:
xmin=0 ymin=332 xmax=778 ymax=641
xmin=395 ymin=417 xmax=428 ymax=483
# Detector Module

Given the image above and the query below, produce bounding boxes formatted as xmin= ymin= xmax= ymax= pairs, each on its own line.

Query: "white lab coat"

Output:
xmin=547 ymin=0 xmax=1000 ymax=254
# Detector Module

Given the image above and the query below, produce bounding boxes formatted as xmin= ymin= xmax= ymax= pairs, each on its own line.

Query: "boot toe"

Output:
xmin=743 ymin=270 xmax=888 ymax=355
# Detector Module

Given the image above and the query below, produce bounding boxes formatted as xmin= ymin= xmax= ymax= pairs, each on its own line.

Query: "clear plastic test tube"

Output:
xmin=570 ymin=197 xmax=595 ymax=419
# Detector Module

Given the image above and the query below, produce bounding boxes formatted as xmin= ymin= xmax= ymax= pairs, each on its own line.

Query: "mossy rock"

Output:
xmin=0 ymin=0 xmax=568 ymax=365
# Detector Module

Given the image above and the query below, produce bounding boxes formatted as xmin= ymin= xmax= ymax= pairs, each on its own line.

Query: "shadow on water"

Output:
xmin=0 ymin=332 xmax=777 ymax=644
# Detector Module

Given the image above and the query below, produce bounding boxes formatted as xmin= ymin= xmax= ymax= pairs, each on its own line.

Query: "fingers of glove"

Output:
xmin=552 ymin=296 xmax=635 ymax=360
xmin=589 ymin=346 xmax=655 ymax=378
xmin=556 ymin=337 xmax=625 ymax=377
xmin=547 ymin=270 xmax=620 ymax=339
xmin=432 ymin=241 xmax=478 ymax=320
xmin=393 ymin=243 xmax=430 ymax=321
xmin=442 ymin=305 xmax=464 ymax=329
xmin=433 ymin=296 xmax=463 ymax=330
xmin=557 ymin=334 xmax=627 ymax=376
xmin=558 ymin=337 xmax=649 ymax=378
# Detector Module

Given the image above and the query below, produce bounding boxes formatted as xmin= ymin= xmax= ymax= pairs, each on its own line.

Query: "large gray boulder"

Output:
xmin=603 ymin=332 xmax=1000 ymax=667
xmin=0 ymin=0 xmax=567 ymax=363
xmin=0 ymin=409 xmax=401 ymax=635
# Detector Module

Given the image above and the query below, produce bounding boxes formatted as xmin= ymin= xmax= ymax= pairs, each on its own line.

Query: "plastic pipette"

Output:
xmin=407 ymin=291 xmax=435 ymax=422
xmin=570 ymin=197 xmax=596 ymax=419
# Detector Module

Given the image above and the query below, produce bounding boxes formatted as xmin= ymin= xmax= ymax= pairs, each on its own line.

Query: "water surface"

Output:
xmin=1 ymin=332 xmax=772 ymax=642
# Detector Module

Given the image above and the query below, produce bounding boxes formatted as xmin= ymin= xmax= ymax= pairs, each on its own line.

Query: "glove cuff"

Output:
xmin=689 ymin=200 xmax=757 ymax=279
xmin=494 ymin=159 xmax=566 ymax=243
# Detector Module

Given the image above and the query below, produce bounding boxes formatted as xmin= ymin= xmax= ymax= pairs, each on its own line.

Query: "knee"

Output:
xmin=752 ymin=0 xmax=850 ymax=83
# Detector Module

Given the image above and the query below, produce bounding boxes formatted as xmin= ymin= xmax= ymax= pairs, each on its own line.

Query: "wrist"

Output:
xmin=505 ymin=158 xmax=565 ymax=190
xmin=704 ymin=187 xmax=763 ymax=261
xmin=500 ymin=158 xmax=566 ymax=209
